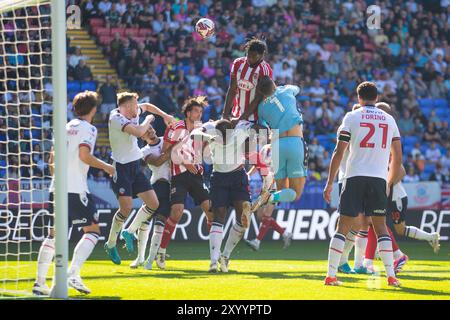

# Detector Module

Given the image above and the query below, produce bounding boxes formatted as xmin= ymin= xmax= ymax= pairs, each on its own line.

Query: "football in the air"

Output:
xmin=195 ymin=18 xmax=215 ymax=39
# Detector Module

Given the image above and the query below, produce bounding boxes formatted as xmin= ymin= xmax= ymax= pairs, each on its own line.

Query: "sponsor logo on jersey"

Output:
xmin=237 ymin=79 xmax=255 ymax=91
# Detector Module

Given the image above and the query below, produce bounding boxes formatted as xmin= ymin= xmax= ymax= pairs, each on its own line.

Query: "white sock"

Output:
xmin=363 ymin=258 xmax=374 ymax=268
xmin=405 ymin=226 xmax=434 ymax=241
xmin=222 ymin=222 xmax=245 ymax=259
xmin=209 ymin=223 xmax=224 ymax=264
xmin=393 ymin=249 xmax=404 ymax=260
xmin=339 ymin=230 xmax=357 ymax=265
xmin=69 ymin=232 xmax=99 ymax=277
xmin=147 ymin=221 xmax=165 ymax=264
xmin=127 ymin=206 xmax=155 ymax=234
xmin=254 ymin=238 xmax=261 ymax=245
xmin=36 ymin=237 xmax=55 ymax=285
xmin=377 ymin=234 xmax=395 ymax=277
xmin=106 ymin=211 xmax=126 ymax=247
xmin=137 ymin=221 xmax=151 ymax=261
xmin=354 ymin=230 xmax=368 ymax=269
xmin=327 ymin=233 xmax=346 ymax=277
xmin=157 ymin=247 xmax=166 ymax=255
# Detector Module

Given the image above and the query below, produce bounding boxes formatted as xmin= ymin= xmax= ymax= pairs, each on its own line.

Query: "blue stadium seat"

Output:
xmin=403 ymin=144 xmax=413 ymax=155
xmin=80 ymin=81 xmax=97 ymax=91
xmin=433 ymin=99 xmax=448 ymax=109
xmin=67 ymin=81 xmax=81 ymax=92
xmin=338 ymin=96 xmax=349 ymax=106
xmin=424 ymin=163 xmax=436 ymax=175
xmin=421 ymin=106 xmax=433 ymax=117
xmin=435 ymin=108 xmax=446 ymax=118
xmin=418 ymin=98 xmax=434 ymax=109
xmin=403 ymin=136 xmax=419 ymax=146
xmin=298 ymin=95 xmax=309 ymax=101
xmin=319 ymin=78 xmax=330 ymax=87
xmin=68 ymin=91 xmax=78 ymax=100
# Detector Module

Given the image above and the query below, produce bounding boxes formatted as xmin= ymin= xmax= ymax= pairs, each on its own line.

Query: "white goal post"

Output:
xmin=0 ymin=0 xmax=67 ymax=299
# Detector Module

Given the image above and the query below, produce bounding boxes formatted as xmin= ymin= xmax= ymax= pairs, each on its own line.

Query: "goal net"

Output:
xmin=0 ymin=0 xmax=67 ymax=298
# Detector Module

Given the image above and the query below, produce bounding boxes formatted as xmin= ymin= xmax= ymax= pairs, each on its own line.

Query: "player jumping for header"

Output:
xmin=104 ymin=92 xmax=175 ymax=265
xmin=250 ymin=76 xmax=308 ymax=213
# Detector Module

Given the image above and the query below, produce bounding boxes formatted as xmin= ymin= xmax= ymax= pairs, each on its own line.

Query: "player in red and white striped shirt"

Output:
xmin=154 ymin=96 xmax=213 ymax=269
xmin=223 ymin=38 xmax=273 ymax=123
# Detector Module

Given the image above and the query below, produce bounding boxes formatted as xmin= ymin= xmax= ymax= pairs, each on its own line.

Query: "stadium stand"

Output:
xmin=1 ymin=0 xmax=449 ymax=184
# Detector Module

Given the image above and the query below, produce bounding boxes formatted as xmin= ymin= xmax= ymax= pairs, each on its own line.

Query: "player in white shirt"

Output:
xmin=128 ymin=126 xmax=173 ymax=269
xmin=323 ymin=82 xmax=403 ymax=287
xmin=190 ymin=119 xmax=254 ymax=272
xmin=104 ymin=92 xmax=175 ymax=265
xmin=33 ymin=91 xmax=115 ymax=296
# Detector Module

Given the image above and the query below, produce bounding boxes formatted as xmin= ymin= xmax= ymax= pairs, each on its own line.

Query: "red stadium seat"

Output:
xmin=111 ymin=28 xmax=125 ymax=36
xmin=132 ymin=37 xmax=145 ymax=44
xmin=95 ymin=27 xmax=111 ymax=36
xmin=99 ymin=35 xmax=113 ymax=45
xmin=138 ymin=28 xmax=153 ymax=37
xmin=168 ymin=47 xmax=177 ymax=54
xmin=125 ymin=28 xmax=139 ymax=37
xmin=89 ymin=18 xmax=104 ymax=28
xmin=364 ymin=42 xmax=376 ymax=52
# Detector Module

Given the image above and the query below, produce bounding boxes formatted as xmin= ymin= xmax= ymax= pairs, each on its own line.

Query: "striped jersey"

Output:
xmin=230 ymin=57 xmax=273 ymax=121
xmin=164 ymin=120 xmax=204 ymax=177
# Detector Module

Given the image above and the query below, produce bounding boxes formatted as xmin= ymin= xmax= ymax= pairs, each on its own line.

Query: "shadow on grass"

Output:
xmin=375 ymin=286 xmax=450 ymax=297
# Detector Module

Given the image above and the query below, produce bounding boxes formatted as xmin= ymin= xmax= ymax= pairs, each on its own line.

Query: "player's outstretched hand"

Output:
xmin=323 ymin=184 xmax=332 ymax=204
xmin=163 ymin=114 xmax=176 ymax=127
xmin=104 ymin=164 xmax=116 ymax=177
xmin=184 ymin=163 xmax=198 ymax=175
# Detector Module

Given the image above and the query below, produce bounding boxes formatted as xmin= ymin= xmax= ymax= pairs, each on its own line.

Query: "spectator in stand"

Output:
xmin=308 ymin=162 xmax=322 ymax=182
xmin=105 ymin=3 xmax=121 ymax=27
xmin=308 ymin=138 xmax=325 ymax=161
xmin=398 ymin=110 xmax=415 ymax=135
xmin=99 ymin=75 xmax=117 ymax=121
xmin=310 ymin=79 xmax=325 ymax=103
xmin=423 ymin=122 xmax=441 ymax=143
xmin=74 ymin=59 xmax=92 ymax=81
xmin=411 ymin=142 xmax=423 ymax=161
xmin=441 ymin=149 xmax=450 ymax=175
xmin=425 ymin=142 xmax=442 ymax=164
xmin=430 ymin=75 xmax=447 ymax=98
xmin=98 ymin=0 xmax=112 ymax=17
xmin=68 ymin=46 xmax=86 ymax=69
xmin=403 ymin=166 xmax=420 ymax=183
xmin=429 ymin=162 xmax=448 ymax=184
xmin=115 ymin=0 xmax=127 ymax=16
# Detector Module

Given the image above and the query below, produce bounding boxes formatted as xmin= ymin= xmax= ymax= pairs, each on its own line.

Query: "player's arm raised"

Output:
xmin=140 ymin=103 xmax=175 ymax=127
xmin=222 ymin=76 xmax=237 ymax=120
xmin=79 ymin=146 xmax=115 ymax=177
xmin=123 ymin=114 xmax=155 ymax=138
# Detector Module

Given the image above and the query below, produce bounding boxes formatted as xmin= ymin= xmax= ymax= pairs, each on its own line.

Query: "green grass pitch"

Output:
xmin=1 ymin=241 xmax=449 ymax=300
